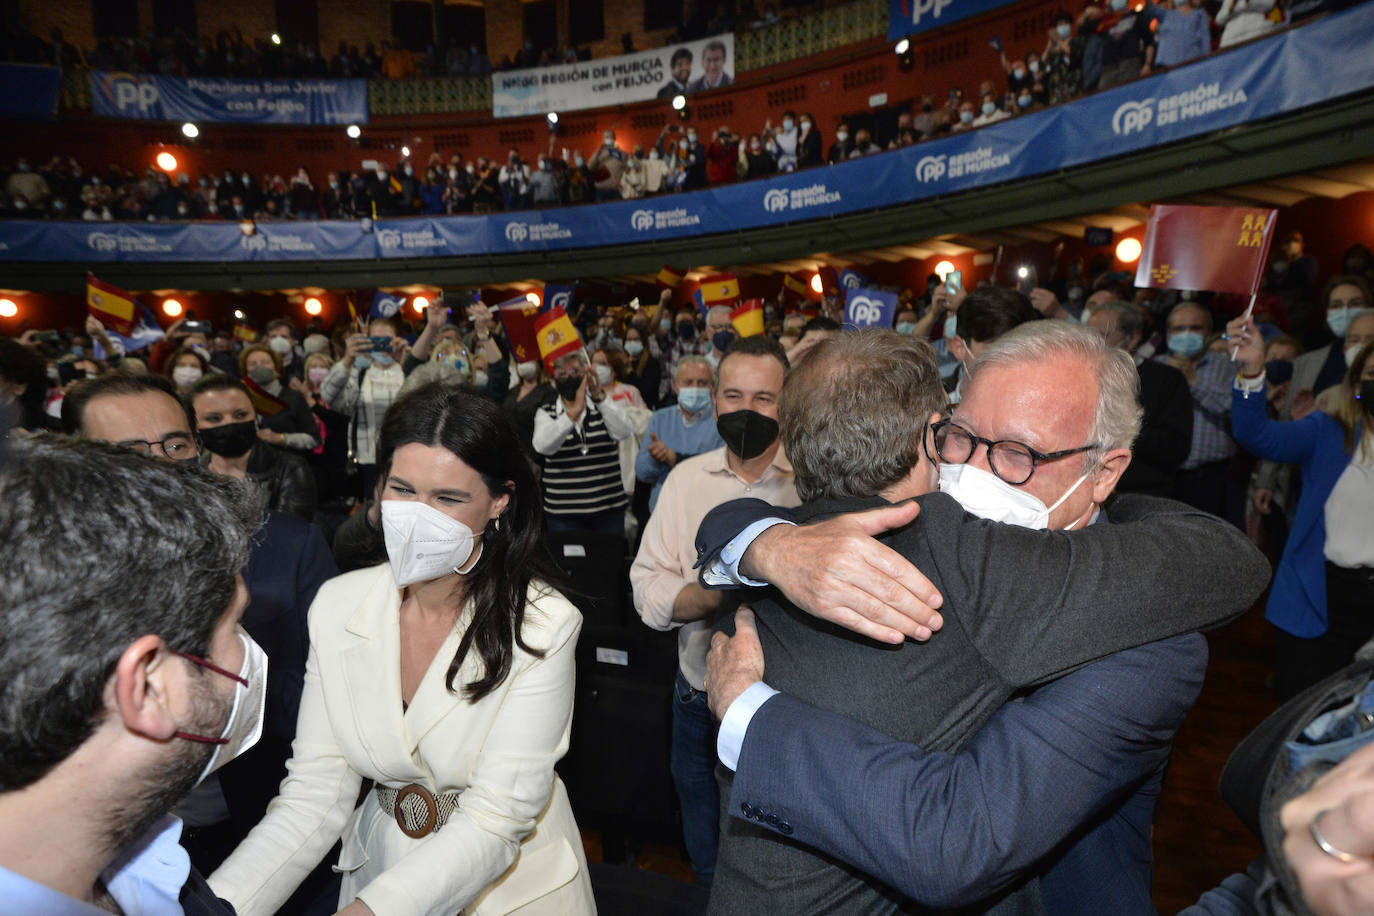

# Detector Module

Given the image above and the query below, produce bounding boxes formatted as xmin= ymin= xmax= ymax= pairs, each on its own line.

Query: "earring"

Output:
xmin=494 ymin=515 xmax=502 ymax=532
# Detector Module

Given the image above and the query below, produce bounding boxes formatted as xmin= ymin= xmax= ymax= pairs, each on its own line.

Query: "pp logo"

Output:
xmin=909 ymin=0 xmax=954 ymax=25
xmin=549 ymin=291 xmax=572 ymax=311
xmin=505 ymin=222 xmax=529 ymax=242
xmin=848 ymin=296 xmax=883 ymax=326
xmin=842 ymin=273 xmax=861 ymax=289
xmin=630 ymin=210 xmax=655 ymax=231
xmin=239 ymin=234 xmax=267 ymax=251
xmin=915 ymin=155 xmax=947 ymax=183
xmin=763 ymin=189 xmax=789 ymax=213
xmin=376 ymin=229 xmax=402 ymax=248
xmin=374 ymin=297 xmax=404 ymax=318
xmin=1112 ymin=99 xmax=1155 ymax=136
xmin=87 ymin=233 xmax=118 ymax=252
xmin=109 ymin=76 xmax=159 ymax=113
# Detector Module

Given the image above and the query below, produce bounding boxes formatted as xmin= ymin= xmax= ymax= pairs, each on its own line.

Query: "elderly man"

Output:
xmin=631 ymin=336 xmax=797 ymax=889
xmin=534 ymin=350 xmax=635 ymax=534
xmin=1087 ymin=300 xmax=1193 ymax=495
xmin=1157 ymin=301 xmax=1245 ymax=526
xmin=704 ymin=305 xmax=737 ymax=368
xmin=637 ymin=355 xmax=723 ymax=512
xmin=0 ymin=435 xmax=260 ymax=915
xmin=697 ymin=326 xmax=1268 ymax=914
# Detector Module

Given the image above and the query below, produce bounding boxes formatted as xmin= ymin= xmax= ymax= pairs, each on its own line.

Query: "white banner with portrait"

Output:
xmin=491 ymin=34 xmax=735 ymax=118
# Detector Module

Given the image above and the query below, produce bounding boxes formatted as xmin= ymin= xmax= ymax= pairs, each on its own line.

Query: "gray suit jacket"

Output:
xmin=706 ymin=491 xmax=1270 ymax=916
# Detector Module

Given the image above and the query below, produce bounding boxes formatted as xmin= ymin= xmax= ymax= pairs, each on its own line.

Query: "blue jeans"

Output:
xmin=671 ymin=667 xmax=719 ymax=888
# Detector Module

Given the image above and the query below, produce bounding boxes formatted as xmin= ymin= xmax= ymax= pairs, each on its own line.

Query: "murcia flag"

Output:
xmin=1135 ymin=204 xmax=1278 ymax=296
xmin=495 ymin=296 xmax=543 ymax=365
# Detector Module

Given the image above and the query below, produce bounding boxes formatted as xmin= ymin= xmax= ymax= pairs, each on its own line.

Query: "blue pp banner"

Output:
xmin=543 ymin=283 xmax=577 ymax=314
xmin=89 ymin=73 xmax=368 ymax=125
xmin=0 ymin=64 xmax=60 ymax=120
xmin=843 ymin=288 xmax=900 ymax=331
xmin=889 ymin=0 xmax=1020 ymax=41
xmin=839 ymin=269 xmax=868 ymax=291
xmin=3 ymin=6 xmax=1372 ymax=265
xmin=370 ymin=290 xmax=407 ymax=319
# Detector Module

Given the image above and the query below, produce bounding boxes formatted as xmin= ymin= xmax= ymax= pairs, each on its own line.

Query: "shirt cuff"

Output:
xmin=703 ymin=518 xmax=796 ymax=587
xmin=1233 ymin=371 xmax=1265 ymax=395
xmin=717 ymin=681 xmax=780 ymax=771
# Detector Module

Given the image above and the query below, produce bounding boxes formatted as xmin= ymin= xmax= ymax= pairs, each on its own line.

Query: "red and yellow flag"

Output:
xmin=730 ymin=299 xmax=764 ymax=338
xmin=86 ymin=273 xmax=138 ymax=335
xmin=783 ymin=272 xmax=823 ymax=303
xmin=698 ymin=273 xmax=740 ymax=307
xmin=233 ymin=323 xmax=259 ymax=343
xmin=243 ymin=376 xmax=288 ymax=417
xmin=657 ymin=265 xmax=686 ymax=288
xmin=534 ymin=306 xmax=584 ymax=370
xmin=496 ymin=296 xmax=543 ymax=364
xmin=1134 ymin=204 xmax=1278 ymax=296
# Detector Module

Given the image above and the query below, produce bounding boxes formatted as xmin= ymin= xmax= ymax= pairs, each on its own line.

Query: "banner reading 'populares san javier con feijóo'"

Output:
xmin=89 ymin=73 xmax=369 ymax=125
xmin=492 ymin=34 xmax=734 ymax=118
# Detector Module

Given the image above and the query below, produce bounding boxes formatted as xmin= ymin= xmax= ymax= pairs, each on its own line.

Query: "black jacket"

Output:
xmin=240 ymin=440 xmax=318 ymax=522
xmin=1117 ymin=359 xmax=1193 ymax=496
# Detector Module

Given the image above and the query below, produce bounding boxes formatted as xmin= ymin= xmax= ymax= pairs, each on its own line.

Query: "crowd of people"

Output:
xmin=1 ymin=218 xmax=1374 ymax=914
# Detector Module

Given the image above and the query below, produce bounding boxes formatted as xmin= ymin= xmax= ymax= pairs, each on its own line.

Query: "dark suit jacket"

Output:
xmin=728 ymin=634 xmax=1207 ymax=911
xmin=1117 ymin=359 xmax=1194 ymax=496
xmin=182 ymin=865 xmax=238 ymax=915
xmin=218 ymin=512 xmax=338 ymax=838
xmin=699 ymin=492 xmax=1269 ymax=915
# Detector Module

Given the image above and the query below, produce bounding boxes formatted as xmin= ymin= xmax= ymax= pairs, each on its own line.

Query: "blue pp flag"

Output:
xmin=370 ymin=290 xmax=407 ymax=319
xmin=692 ymin=288 xmax=706 ymax=317
xmin=838 ymin=269 xmax=868 ymax=291
xmin=92 ymin=300 xmax=165 ymax=358
xmin=843 ymin=287 xmax=900 ymax=331
xmin=542 ymin=282 xmax=576 ymax=315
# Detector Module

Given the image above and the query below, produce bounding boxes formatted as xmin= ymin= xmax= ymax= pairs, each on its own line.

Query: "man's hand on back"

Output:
xmin=707 ymin=607 xmax=765 ymax=720
xmin=741 ymin=501 xmax=944 ymax=645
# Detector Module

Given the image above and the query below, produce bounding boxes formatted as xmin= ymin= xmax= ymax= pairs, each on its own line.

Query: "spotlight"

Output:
xmin=810 ymin=273 xmax=824 ymax=295
xmin=526 ymin=291 xmax=541 ymax=306
xmin=0 ymin=299 xmax=17 ymax=318
xmin=270 ymin=33 xmax=282 ymax=45
xmin=346 ymin=124 xmax=361 ymax=139
xmin=401 ymin=145 xmax=411 ymax=158
xmin=1116 ymin=237 xmax=1143 ymax=263
xmin=1016 ymin=266 xmax=1030 ymax=279
xmin=547 ymin=112 xmax=559 ymax=124
xmin=156 ymin=151 xmax=178 ymax=172
xmin=412 ymin=295 xmax=429 ymax=313
xmin=233 ymin=309 xmax=245 ymax=320
xmin=672 ymin=94 xmax=687 ymax=111
xmin=934 ymin=260 xmax=956 ymax=281
xmin=304 ymin=297 xmax=322 ymax=316
xmin=162 ymin=298 xmax=183 ymax=318
xmin=181 ymin=122 xmax=199 ymax=139
xmin=895 ymin=38 xmax=914 ymax=72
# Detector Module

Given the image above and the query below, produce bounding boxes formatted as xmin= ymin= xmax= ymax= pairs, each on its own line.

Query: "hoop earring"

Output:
xmin=493 ymin=514 xmax=502 ymax=532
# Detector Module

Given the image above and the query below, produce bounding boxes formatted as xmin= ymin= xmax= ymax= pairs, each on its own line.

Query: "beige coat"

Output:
xmin=210 ymin=564 xmax=596 ymax=916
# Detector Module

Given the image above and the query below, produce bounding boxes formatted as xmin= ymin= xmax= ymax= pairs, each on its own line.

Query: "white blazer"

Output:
xmin=209 ymin=564 xmax=597 ymax=916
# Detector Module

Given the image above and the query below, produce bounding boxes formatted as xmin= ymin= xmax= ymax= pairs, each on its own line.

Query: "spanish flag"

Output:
xmin=233 ymin=323 xmax=260 ymax=343
xmin=243 ymin=376 xmax=288 ymax=417
xmin=783 ymin=272 xmax=823 ymax=302
xmin=657 ymin=265 xmax=686 ymax=288
xmin=86 ymin=274 xmax=138 ymax=335
xmin=534 ymin=306 xmax=584 ymax=371
xmin=730 ymin=299 xmax=764 ymax=338
xmin=699 ymin=273 xmax=740 ymax=307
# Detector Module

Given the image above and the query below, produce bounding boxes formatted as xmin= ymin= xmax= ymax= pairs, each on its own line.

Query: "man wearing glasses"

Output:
xmin=695 ymin=324 xmax=1270 ymax=914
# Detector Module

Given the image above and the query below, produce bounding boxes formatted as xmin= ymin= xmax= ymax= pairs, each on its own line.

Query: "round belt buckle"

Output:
xmin=394 ymin=783 xmax=438 ymax=839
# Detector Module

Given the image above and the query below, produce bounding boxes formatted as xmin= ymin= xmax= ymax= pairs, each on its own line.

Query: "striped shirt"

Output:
xmin=534 ymin=396 xmax=633 ymax=517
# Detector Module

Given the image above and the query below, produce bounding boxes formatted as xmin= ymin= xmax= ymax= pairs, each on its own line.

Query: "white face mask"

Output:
xmin=516 ymin=360 xmax=539 ymax=379
xmin=594 ymin=363 xmax=614 ymax=386
xmin=381 ymin=499 xmax=481 ymax=586
xmin=473 ymin=369 xmax=489 ymax=387
xmin=1347 ymin=344 xmax=1366 ymax=368
xmin=172 ymin=365 xmax=203 ymax=387
xmin=267 ymin=336 xmax=293 ymax=357
xmin=180 ymin=627 xmax=268 ymax=786
xmin=937 ymin=462 xmax=1093 ymax=530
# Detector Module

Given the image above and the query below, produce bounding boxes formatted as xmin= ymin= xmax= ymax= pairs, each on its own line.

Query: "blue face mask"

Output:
xmin=1327 ymin=307 xmax=1364 ymax=338
xmin=895 ymin=321 xmax=918 ymax=335
xmin=371 ymin=353 xmax=395 ymax=368
xmin=71 ymin=346 xmax=85 ymax=358
xmin=1057 ymin=23 xmax=1073 ymax=38
xmin=678 ymin=386 xmax=712 ymax=413
xmin=1167 ymin=331 xmax=1206 ymax=358
xmin=354 ymin=355 xmax=372 ymax=370
xmin=943 ymin=314 xmax=959 ymax=340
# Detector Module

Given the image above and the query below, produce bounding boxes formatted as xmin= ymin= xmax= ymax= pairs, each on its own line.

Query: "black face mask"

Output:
xmin=555 ymin=375 xmax=583 ymax=402
xmin=1359 ymin=379 xmax=1374 ymax=415
xmin=677 ymin=322 xmax=697 ymax=341
xmin=712 ymin=329 xmax=737 ymax=353
xmin=717 ymin=409 xmax=779 ymax=461
xmin=199 ymin=420 xmax=257 ymax=458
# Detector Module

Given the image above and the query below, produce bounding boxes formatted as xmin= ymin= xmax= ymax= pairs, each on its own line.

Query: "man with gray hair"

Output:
xmin=697 ymin=324 xmax=1269 ymax=913
xmin=1087 ymin=300 xmax=1194 ymax=495
xmin=636 ymin=355 xmax=723 ymax=512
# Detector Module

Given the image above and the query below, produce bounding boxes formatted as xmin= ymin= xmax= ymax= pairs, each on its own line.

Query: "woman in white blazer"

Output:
xmin=210 ymin=381 xmax=596 ymax=916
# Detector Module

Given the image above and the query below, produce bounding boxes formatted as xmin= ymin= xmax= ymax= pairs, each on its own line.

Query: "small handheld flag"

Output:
xmin=730 ymin=299 xmax=765 ymax=338
xmin=86 ymin=274 xmax=138 ymax=336
xmin=698 ymin=273 xmax=740 ymax=308
xmin=370 ymin=290 xmax=407 ymax=319
xmin=542 ymin=283 xmax=577 ymax=315
xmin=843 ymin=288 xmax=899 ymax=331
xmin=496 ymin=297 xmax=543 ymax=364
xmin=1135 ymin=204 xmax=1277 ymax=297
xmin=534 ymin=306 xmax=584 ymax=370
xmin=657 ymin=265 xmax=686 ymax=288
xmin=243 ymin=376 xmax=288 ymax=417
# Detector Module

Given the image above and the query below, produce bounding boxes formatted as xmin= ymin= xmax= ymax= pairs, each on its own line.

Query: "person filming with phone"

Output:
xmin=320 ymin=314 xmax=410 ymax=498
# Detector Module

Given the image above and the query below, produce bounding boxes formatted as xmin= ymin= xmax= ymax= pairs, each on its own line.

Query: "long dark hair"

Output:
xmin=376 ymin=380 xmax=560 ymax=702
